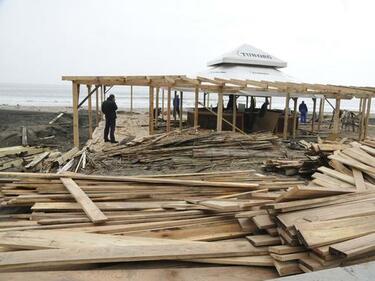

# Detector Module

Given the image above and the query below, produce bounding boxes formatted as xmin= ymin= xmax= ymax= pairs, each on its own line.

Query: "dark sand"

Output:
xmin=0 ymin=109 xmax=96 ymax=151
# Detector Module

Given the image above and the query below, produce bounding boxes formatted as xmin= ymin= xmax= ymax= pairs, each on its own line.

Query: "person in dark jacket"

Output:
xmin=101 ymin=94 xmax=118 ymax=143
xmin=299 ymin=101 xmax=308 ymax=123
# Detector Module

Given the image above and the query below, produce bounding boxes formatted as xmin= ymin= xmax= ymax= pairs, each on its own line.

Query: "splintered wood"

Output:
xmin=0 ymin=138 xmax=374 ymax=279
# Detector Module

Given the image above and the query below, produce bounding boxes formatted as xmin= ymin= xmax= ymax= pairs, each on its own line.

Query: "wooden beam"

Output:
xmin=167 ymin=87 xmax=171 ymax=132
xmin=364 ymin=97 xmax=372 ymax=139
xmin=155 ymin=87 xmax=160 ymax=128
xmin=100 ymin=85 xmax=104 ymax=121
xmin=179 ymin=91 xmax=183 ymax=130
xmin=60 ymin=177 xmax=107 ymax=224
xmin=95 ymin=87 xmax=99 ymax=127
xmin=283 ymin=93 xmax=290 ymax=139
xmin=149 ymin=86 xmax=154 ymax=135
xmin=311 ymin=98 xmax=317 ymax=133
xmin=72 ymin=82 xmax=80 ymax=148
xmin=77 ymin=85 xmax=99 ymax=108
xmin=292 ymin=98 xmax=298 ymax=138
xmin=232 ymin=95 xmax=237 ymax=132
xmin=130 ymin=85 xmax=133 ymax=113
xmin=332 ymin=97 xmax=341 ymax=139
xmin=87 ymin=85 xmax=93 ymax=139
xmin=194 ymin=86 xmax=199 ymax=128
xmin=161 ymin=88 xmax=165 ymax=121
xmin=317 ymin=97 xmax=325 ymax=132
xmin=358 ymin=98 xmax=366 ymax=140
xmin=217 ymin=89 xmax=224 ymax=132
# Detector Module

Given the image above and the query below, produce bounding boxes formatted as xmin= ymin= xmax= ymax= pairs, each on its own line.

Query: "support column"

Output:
xmin=207 ymin=93 xmax=210 ymax=107
xmin=358 ymin=98 xmax=366 ymax=140
xmin=364 ymin=97 xmax=372 ymax=139
xmin=155 ymin=87 xmax=160 ymax=128
xmin=194 ymin=86 xmax=199 ymax=128
xmin=72 ymin=82 xmax=80 ymax=148
xmin=87 ymin=85 xmax=93 ymax=139
xmin=283 ymin=93 xmax=290 ymax=139
xmin=246 ymin=96 xmax=249 ymax=109
xmin=149 ymin=86 xmax=154 ymax=135
xmin=100 ymin=85 xmax=104 ymax=121
xmin=292 ymin=97 xmax=298 ymax=138
xmin=232 ymin=95 xmax=237 ymax=132
xmin=95 ymin=87 xmax=99 ymax=127
xmin=203 ymin=93 xmax=206 ymax=107
xmin=317 ymin=97 xmax=325 ymax=132
xmin=332 ymin=97 xmax=341 ymax=139
xmin=167 ymin=87 xmax=171 ymax=132
xmin=179 ymin=91 xmax=183 ymax=130
xmin=130 ymin=85 xmax=133 ymax=113
xmin=161 ymin=88 xmax=165 ymax=121
xmin=217 ymin=90 xmax=224 ymax=132
xmin=311 ymin=98 xmax=317 ymax=133
xmin=269 ymin=96 xmax=272 ymax=109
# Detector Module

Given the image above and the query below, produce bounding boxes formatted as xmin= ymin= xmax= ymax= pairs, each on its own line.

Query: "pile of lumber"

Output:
xmin=0 ymin=155 xmax=375 ymax=278
xmin=0 ymin=169 xmax=306 ymax=277
xmin=92 ymin=129 xmax=282 ymax=172
xmin=0 ymin=146 xmax=90 ymax=173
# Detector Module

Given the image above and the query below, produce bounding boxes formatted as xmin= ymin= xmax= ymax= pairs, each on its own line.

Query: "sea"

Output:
xmin=0 ymin=83 xmax=372 ymax=113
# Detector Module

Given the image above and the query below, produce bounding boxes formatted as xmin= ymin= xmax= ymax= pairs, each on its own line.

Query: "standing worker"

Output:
xmin=101 ymin=94 xmax=118 ymax=143
xmin=173 ymin=93 xmax=180 ymax=121
xmin=299 ymin=101 xmax=308 ymax=123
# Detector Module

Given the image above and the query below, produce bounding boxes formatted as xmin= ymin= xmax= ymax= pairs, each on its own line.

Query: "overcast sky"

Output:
xmin=0 ymin=0 xmax=374 ymax=87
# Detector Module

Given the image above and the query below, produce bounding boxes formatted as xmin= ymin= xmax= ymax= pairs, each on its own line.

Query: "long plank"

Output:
xmin=0 ymin=242 xmax=259 ymax=270
xmin=60 ymin=178 xmax=107 ymax=224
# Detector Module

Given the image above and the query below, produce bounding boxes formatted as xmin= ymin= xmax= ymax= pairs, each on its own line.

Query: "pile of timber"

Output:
xmin=93 ymin=129 xmax=282 ymax=171
xmin=0 ymin=152 xmax=375 ymax=278
xmin=0 ymin=146 xmax=89 ymax=173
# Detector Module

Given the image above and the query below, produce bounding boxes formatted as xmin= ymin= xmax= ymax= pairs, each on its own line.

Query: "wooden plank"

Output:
xmin=192 ymin=255 xmax=274 ymax=267
xmin=270 ymin=252 xmax=308 ymax=262
xmin=25 ymin=152 xmax=50 ymax=169
xmin=352 ymin=168 xmax=366 ymax=191
xmin=329 ymin=232 xmax=375 ymax=259
xmin=269 ymin=245 xmax=305 ymax=255
xmin=331 ymin=97 xmax=341 ymax=140
xmin=0 ymin=241 xmax=259 ymax=270
xmin=247 ymin=234 xmax=281 ymax=246
xmin=60 ymin=178 xmax=107 ymax=224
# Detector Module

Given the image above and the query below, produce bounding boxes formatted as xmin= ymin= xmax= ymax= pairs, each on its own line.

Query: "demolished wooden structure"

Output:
xmin=62 ymin=75 xmax=375 ymax=148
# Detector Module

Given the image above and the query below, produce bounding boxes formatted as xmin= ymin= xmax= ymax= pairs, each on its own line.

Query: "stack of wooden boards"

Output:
xmin=93 ymin=129 xmax=282 ymax=171
xmin=0 ymin=146 xmax=89 ymax=173
xmin=0 ymin=151 xmax=375 ymax=279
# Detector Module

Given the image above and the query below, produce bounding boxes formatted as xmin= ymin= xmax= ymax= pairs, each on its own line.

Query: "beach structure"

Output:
xmin=62 ymin=44 xmax=374 ymax=148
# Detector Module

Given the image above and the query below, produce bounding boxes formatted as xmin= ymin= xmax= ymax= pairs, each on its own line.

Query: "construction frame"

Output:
xmin=62 ymin=75 xmax=374 ymax=148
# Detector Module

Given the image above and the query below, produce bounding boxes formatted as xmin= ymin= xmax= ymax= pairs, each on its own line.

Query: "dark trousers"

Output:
xmin=104 ymin=117 xmax=116 ymax=141
xmin=300 ymin=112 xmax=307 ymax=123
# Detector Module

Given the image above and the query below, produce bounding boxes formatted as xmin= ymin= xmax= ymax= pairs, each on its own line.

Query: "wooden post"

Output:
xmin=103 ymin=86 xmax=107 ymax=100
xmin=232 ymin=95 xmax=237 ymax=132
xmin=161 ymin=88 xmax=165 ymax=121
xmin=292 ymin=97 xmax=298 ymax=138
xmin=332 ymin=97 xmax=341 ymax=139
xmin=246 ymin=96 xmax=249 ymax=109
xmin=167 ymin=87 xmax=171 ymax=132
xmin=179 ymin=91 xmax=183 ymax=130
xmin=358 ymin=98 xmax=366 ymax=140
xmin=217 ymin=90 xmax=223 ymax=132
xmin=194 ymin=86 xmax=199 ymax=128
xmin=317 ymin=97 xmax=325 ymax=132
xmin=149 ymin=86 xmax=154 ymax=135
xmin=155 ymin=87 xmax=160 ymax=128
xmin=364 ymin=97 xmax=372 ymax=139
xmin=311 ymin=98 xmax=317 ymax=133
xmin=130 ymin=85 xmax=133 ymax=113
xmin=72 ymin=82 xmax=80 ymax=148
xmin=100 ymin=85 xmax=104 ymax=121
xmin=95 ymin=87 xmax=99 ymax=127
xmin=207 ymin=93 xmax=210 ymax=107
xmin=203 ymin=93 xmax=206 ymax=107
xmin=87 ymin=85 xmax=93 ymax=139
xmin=283 ymin=93 xmax=290 ymax=139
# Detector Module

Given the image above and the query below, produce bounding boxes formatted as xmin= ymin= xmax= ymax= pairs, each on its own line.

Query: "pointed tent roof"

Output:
xmin=207 ymin=44 xmax=287 ymax=68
